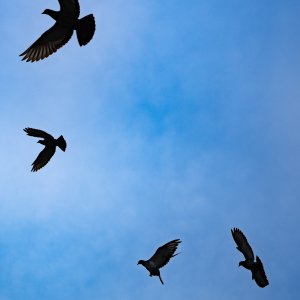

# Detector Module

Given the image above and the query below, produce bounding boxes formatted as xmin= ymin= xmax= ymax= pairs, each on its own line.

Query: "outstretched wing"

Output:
xmin=59 ymin=0 xmax=80 ymax=18
xmin=20 ymin=24 xmax=73 ymax=62
xmin=231 ymin=228 xmax=254 ymax=262
xmin=24 ymin=128 xmax=53 ymax=139
xmin=150 ymin=239 xmax=181 ymax=269
xmin=31 ymin=146 xmax=56 ymax=172
xmin=253 ymin=256 xmax=269 ymax=288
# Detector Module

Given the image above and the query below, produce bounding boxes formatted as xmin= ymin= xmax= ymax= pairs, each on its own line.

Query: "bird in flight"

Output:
xmin=20 ymin=0 xmax=95 ymax=62
xmin=24 ymin=127 xmax=67 ymax=172
xmin=137 ymin=239 xmax=181 ymax=285
xmin=231 ymin=228 xmax=269 ymax=288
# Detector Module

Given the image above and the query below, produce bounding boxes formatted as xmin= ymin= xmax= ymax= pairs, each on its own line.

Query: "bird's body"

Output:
xmin=138 ymin=260 xmax=161 ymax=277
xmin=231 ymin=228 xmax=269 ymax=288
xmin=24 ymin=127 xmax=67 ymax=172
xmin=138 ymin=239 xmax=181 ymax=285
xmin=20 ymin=0 xmax=95 ymax=62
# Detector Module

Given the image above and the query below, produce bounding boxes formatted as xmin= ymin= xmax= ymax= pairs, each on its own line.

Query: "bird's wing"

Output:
xmin=24 ymin=128 xmax=53 ymax=139
xmin=58 ymin=0 xmax=80 ymax=18
xmin=253 ymin=256 xmax=269 ymax=288
xmin=150 ymin=239 xmax=181 ymax=269
xmin=231 ymin=228 xmax=255 ymax=262
xmin=31 ymin=146 xmax=56 ymax=172
xmin=20 ymin=23 xmax=73 ymax=62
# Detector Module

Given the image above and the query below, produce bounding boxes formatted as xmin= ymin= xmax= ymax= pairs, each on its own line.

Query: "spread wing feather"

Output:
xmin=20 ymin=24 xmax=73 ymax=62
xmin=31 ymin=146 xmax=56 ymax=172
xmin=231 ymin=228 xmax=254 ymax=262
xmin=253 ymin=256 xmax=269 ymax=288
xmin=24 ymin=128 xmax=53 ymax=139
xmin=58 ymin=0 xmax=80 ymax=18
xmin=150 ymin=239 xmax=181 ymax=269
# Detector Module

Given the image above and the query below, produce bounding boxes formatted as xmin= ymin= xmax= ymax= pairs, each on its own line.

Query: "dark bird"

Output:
xmin=20 ymin=0 xmax=95 ymax=62
xmin=24 ymin=127 xmax=67 ymax=172
xmin=231 ymin=228 xmax=269 ymax=288
xmin=137 ymin=239 xmax=181 ymax=285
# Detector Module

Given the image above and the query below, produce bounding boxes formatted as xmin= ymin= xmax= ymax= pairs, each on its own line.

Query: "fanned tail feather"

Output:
xmin=56 ymin=135 xmax=67 ymax=151
xmin=76 ymin=14 xmax=96 ymax=46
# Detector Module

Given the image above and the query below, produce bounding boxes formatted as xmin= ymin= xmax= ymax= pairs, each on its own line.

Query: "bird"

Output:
xmin=20 ymin=0 xmax=96 ymax=62
xmin=231 ymin=228 xmax=269 ymax=288
xmin=24 ymin=127 xmax=67 ymax=172
xmin=137 ymin=239 xmax=181 ymax=285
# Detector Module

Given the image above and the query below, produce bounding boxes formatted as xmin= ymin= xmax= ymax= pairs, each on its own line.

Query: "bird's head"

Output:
xmin=42 ymin=9 xmax=51 ymax=15
xmin=137 ymin=260 xmax=145 ymax=266
xmin=239 ymin=261 xmax=245 ymax=267
xmin=38 ymin=140 xmax=46 ymax=146
xmin=42 ymin=9 xmax=59 ymax=20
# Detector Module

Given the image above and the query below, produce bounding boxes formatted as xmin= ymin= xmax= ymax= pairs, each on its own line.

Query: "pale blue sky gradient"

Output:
xmin=0 ymin=1 xmax=299 ymax=299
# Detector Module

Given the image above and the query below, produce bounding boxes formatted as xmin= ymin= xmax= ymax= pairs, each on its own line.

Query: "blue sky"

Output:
xmin=0 ymin=0 xmax=299 ymax=299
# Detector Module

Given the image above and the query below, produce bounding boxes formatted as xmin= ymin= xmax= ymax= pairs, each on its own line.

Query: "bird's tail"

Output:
xmin=158 ymin=274 xmax=164 ymax=285
xmin=76 ymin=14 xmax=96 ymax=46
xmin=56 ymin=135 xmax=67 ymax=152
xmin=171 ymin=252 xmax=181 ymax=258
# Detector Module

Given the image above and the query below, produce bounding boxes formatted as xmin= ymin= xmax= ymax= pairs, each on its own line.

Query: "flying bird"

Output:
xmin=231 ymin=228 xmax=269 ymax=288
xmin=24 ymin=127 xmax=67 ymax=172
xmin=137 ymin=239 xmax=181 ymax=285
xmin=20 ymin=0 xmax=95 ymax=62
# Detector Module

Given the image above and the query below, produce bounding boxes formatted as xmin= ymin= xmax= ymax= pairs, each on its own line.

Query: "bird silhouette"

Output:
xmin=20 ymin=0 xmax=95 ymax=62
xmin=24 ymin=127 xmax=67 ymax=172
xmin=231 ymin=228 xmax=269 ymax=288
xmin=137 ymin=239 xmax=181 ymax=284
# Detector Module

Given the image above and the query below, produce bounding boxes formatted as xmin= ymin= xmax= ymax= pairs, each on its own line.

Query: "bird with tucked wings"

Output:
xmin=20 ymin=0 xmax=95 ymax=62
xmin=24 ymin=127 xmax=67 ymax=172
xmin=231 ymin=228 xmax=269 ymax=288
xmin=137 ymin=239 xmax=181 ymax=285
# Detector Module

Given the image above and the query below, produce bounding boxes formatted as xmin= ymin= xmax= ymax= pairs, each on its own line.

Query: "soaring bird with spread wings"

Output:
xmin=20 ymin=0 xmax=95 ymax=62
xmin=231 ymin=228 xmax=269 ymax=288
xmin=137 ymin=239 xmax=181 ymax=285
xmin=24 ymin=128 xmax=67 ymax=172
